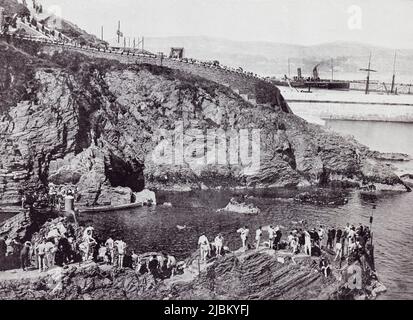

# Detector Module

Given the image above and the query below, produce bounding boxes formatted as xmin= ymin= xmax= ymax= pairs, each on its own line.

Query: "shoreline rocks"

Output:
xmin=0 ymin=244 xmax=386 ymax=300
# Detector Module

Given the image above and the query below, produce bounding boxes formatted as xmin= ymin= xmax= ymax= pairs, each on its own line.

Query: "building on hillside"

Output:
xmin=169 ymin=47 xmax=185 ymax=59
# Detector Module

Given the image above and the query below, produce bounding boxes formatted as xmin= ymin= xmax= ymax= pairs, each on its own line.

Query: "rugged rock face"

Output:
xmin=0 ymin=247 xmax=384 ymax=300
xmin=0 ymin=39 xmax=408 ymax=204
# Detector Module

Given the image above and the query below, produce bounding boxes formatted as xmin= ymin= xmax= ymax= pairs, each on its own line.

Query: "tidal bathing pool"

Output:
xmin=80 ymin=188 xmax=413 ymax=300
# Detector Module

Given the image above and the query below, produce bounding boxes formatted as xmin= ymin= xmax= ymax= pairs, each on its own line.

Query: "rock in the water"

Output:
xmin=134 ymin=189 xmax=157 ymax=206
xmin=218 ymin=198 xmax=260 ymax=215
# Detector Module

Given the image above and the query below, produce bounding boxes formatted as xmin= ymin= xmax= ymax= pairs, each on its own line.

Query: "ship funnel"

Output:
xmin=297 ymin=68 xmax=302 ymax=79
xmin=313 ymin=64 xmax=321 ymax=80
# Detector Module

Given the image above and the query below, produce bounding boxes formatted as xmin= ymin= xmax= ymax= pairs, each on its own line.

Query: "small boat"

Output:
xmin=78 ymin=201 xmax=144 ymax=214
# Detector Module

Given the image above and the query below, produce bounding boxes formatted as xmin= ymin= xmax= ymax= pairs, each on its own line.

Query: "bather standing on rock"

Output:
xmin=105 ymin=237 xmax=115 ymax=264
xmin=36 ymin=239 xmax=47 ymax=273
xmin=268 ymin=226 xmax=275 ymax=249
xmin=334 ymin=238 xmax=343 ymax=261
xmin=255 ymin=227 xmax=262 ymax=250
xmin=237 ymin=226 xmax=250 ymax=250
xmin=115 ymin=240 xmax=126 ymax=269
xmin=304 ymin=231 xmax=312 ymax=256
xmin=214 ymin=234 xmax=224 ymax=256
xmin=198 ymin=234 xmax=211 ymax=262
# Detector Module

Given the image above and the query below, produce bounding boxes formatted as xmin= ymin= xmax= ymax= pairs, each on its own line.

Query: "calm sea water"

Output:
xmin=80 ymin=188 xmax=413 ymax=300
xmin=325 ymin=119 xmax=413 ymax=157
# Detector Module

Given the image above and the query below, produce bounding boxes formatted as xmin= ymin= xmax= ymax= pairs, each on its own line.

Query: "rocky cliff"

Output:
xmin=0 ymin=39 xmax=408 ymax=205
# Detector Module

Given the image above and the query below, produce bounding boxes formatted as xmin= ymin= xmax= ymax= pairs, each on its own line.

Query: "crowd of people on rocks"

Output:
xmin=18 ymin=183 xmax=78 ymax=210
xmin=2 ymin=207 xmax=373 ymax=284
xmin=0 ymin=219 xmax=179 ymax=284
xmin=47 ymin=184 xmax=78 ymax=209
xmin=197 ymin=221 xmax=373 ymax=278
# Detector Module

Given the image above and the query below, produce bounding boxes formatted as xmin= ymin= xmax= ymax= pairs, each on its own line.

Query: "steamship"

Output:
xmin=271 ymin=64 xmax=350 ymax=90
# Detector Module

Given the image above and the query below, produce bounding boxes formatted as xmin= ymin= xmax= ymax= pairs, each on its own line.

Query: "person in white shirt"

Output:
xmin=44 ymin=241 xmax=57 ymax=269
xmin=237 ymin=226 xmax=249 ymax=250
xmin=255 ymin=227 xmax=263 ymax=250
xmin=166 ymin=254 xmax=177 ymax=276
xmin=318 ymin=226 xmax=325 ymax=248
xmin=56 ymin=222 xmax=67 ymax=236
xmin=36 ymin=239 xmax=47 ymax=273
xmin=47 ymin=227 xmax=60 ymax=241
xmin=304 ymin=230 xmax=312 ymax=256
xmin=198 ymin=234 xmax=210 ymax=262
xmin=214 ymin=234 xmax=224 ymax=256
xmin=82 ymin=226 xmax=96 ymax=261
xmin=334 ymin=241 xmax=343 ymax=261
xmin=290 ymin=236 xmax=298 ymax=254
xmin=268 ymin=226 xmax=275 ymax=249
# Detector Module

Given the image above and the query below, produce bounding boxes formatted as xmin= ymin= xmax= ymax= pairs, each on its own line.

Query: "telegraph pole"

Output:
xmin=101 ymin=26 xmax=104 ymax=41
xmin=117 ymin=20 xmax=121 ymax=44
xmin=390 ymin=50 xmax=397 ymax=94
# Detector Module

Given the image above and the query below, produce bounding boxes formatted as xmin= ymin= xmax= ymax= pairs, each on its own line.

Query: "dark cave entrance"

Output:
xmin=104 ymin=154 xmax=145 ymax=192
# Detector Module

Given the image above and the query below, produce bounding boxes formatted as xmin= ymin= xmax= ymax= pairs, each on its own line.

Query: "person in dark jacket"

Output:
xmin=20 ymin=241 xmax=32 ymax=271
xmin=148 ymin=255 xmax=160 ymax=283
xmin=273 ymin=228 xmax=282 ymax=250
xmin=0 ymin=236 xmax=7 ymax=271
xmin=336 ymin=229 xmax=343 ymax=243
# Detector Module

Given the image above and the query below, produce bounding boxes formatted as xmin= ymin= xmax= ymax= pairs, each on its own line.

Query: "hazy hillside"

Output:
xmin=144 ymin=36 xmax=413 ymax=82
xmin=0 ymin=0 xmax=29 ymax=15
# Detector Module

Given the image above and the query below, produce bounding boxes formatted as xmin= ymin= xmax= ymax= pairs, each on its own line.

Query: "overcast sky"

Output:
xmin=37 ymin=0 xmax=413 ymax=49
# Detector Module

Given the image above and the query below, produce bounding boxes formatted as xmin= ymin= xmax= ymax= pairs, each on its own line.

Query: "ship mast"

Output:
xmin=390 ymin=50 xmax=397 ymax=94
xmin=288 ymin=58 xmax=291 ymax=78
xmin=360 ymin=53 xmax=377 ymax=95
xmin=331 ymin=58 xmax=334 ymax=81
